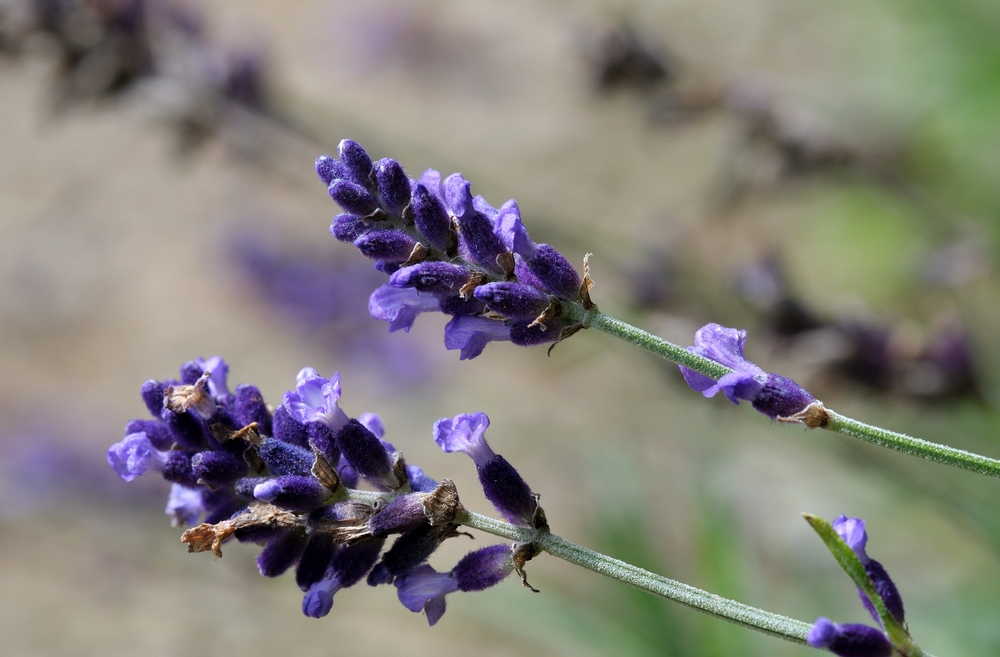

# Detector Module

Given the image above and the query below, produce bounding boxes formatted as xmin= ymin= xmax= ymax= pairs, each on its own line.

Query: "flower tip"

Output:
xmin=302 ymin=585 xmax=335 ymax=618
xmin=807 ymin=617 xmax=838 ymax=648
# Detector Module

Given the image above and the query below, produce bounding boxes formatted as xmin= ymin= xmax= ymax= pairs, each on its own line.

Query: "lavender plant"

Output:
xmin=106 ymin=138 xmax=1000 ymax=656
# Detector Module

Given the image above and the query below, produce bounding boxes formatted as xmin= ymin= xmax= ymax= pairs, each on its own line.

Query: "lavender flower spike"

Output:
xmin=282 ymin=368 xmax=349 ymax=433
xmin=680 ymin=323 xmax=816 ymax=420
xmin=435 ymin=413 xmax=537 ymax=525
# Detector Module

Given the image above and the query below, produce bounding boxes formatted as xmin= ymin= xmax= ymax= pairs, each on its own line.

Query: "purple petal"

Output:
xmin=832 ymin=515 xmax=870 ymax=562
xmin=165 ymin=483 xmax=204 ymax=527
xmin=442 ymin=173 xmax=473 ymax=218
xmin=495 ymin=201 xmax=536 ymax=257
xmin=194 ymin=356 xmax=230 ymax=397
xmin=444 ymin=315 xmax=511 ymax=360
xmin=433 ymin=412 xmax=494 ymax=467
xmin=107 ymin=432 xmax=166 ymax=482
xmin=368 ymin=285 xmax=440 ymax=333
xmin=395 ymin=564 xmax=459 ymax=613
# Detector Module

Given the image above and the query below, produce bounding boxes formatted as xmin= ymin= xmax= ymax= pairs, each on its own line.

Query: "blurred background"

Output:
xmin=1 ymin=0 xmax=1000 ymax=655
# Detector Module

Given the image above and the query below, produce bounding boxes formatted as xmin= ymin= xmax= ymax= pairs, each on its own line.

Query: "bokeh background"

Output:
xmin=2 ymin=0 xmax=1000 ymax=655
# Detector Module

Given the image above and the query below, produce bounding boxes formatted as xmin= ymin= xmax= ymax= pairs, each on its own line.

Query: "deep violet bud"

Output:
xmin=390 ymin=262 xmax=469 ymax=294
xmin=258 ymin=437 xmax=314 ymax=477
xmin=272 ymin=405 xmax=309 ymax=447
xmin=257 ymin=529 xmax=309 ymax=577
xmin=202 ymin=488 xmax=247 ymax=524
xmin=410 ymin=183 xmax=453 ymax=251
xmin=165 ymin=483 xmax=204 ymax=527
xmin=233 ymin=384 xmax=272 ymax=436
xmin=235 ymin=476 xmax=268 ymax=498
xmin=303 ymin=537 xmax=385 ymax=618
xmin=807 ymin=619 xmax=892 ymax=657
xmin=296 ymin=533 xmax=336 ymax=591
xmin=161 ymin=408 xmax=209 ymax=451
xmin=358 ymin=412 xmax=385 ymax=439
xmin=191 ymin=449 xmax=249 ymax=487
xmin=395 ymin=545 xmax=513 ymax=626
xmin=283 ymin=368 xmax=349 ymax=433
xmin=435 ymin=413 xmax=536 ymax=525
xmin=254 ymin=476 xmax=332 ymax=513
xmin=141 ymin=379 xmax=168 ymax=417
xmin=329 ymin=179 xmax=378 ymax=216
xmin=338 ymin=139 xmax=374 ymax=187
xmin=107 ymin=432 xmax=168 ymax=482
xmin=833 ymin=516 xmax=906 ymax=625
xmin=375 ymin=158 xmax=411 ymax=215
xmin=369 ymin=285 xmax=441 ymax=332
xmin=438 ymin=294 xmax=486 ymax=317
xmin=336 ymin=419 xmax=396 ymax=487
xmin=124 ymin=418 xmax=173 ymax=451
xmin=354 ymin=230 xmax=418 ymax=262
xmin=443 ymin=173 xmax=508 ymax=273
xmin=526 ymin=244 xmax=582 ymax=299
xmin=368 ymin=494 xmax=428 ymax=537
xmin=329 ymin=213 xmax=367 ymax=243
xmin=315 ymin=154 xmax=349 ymax=185
xmin=474 ymin=282 xmax=551 ymax=319
xmin=444 ymin=315 xmax=512 ymax=360
xmin=751 ymin=373 xmax=816 ymax=420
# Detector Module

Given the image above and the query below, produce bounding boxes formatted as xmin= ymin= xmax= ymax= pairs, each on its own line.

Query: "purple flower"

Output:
xmin=165 ymin=483 xmax=204 ymax=527
xmin=444 ymin=315 xmax=512 ymax=360
xmin=435 ymin=413 xmax=537 ymax=525
xmin=680 ymin=323 xmax=816 ymax=420
xmin=282 ymin=368 xmax=350 ymax=433
xmin=193 ymin=356 xmax=230 ymax=397
xmin=107 ymin=432 xmax=168 ymax=482
xmin=395 ymin=544 xmax=513 ymax=626
xmin=832 ymin=515 xmax=905 ymax=625
xmin=368 ymin=285 xmax=440 ymax=333
xmin=807 ymin=618 xmax=893 ymax=657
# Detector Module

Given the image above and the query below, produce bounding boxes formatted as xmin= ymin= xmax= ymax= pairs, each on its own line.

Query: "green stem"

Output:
xmin=456 ymin=509 xmax=811 ymax=645
xmin=586 ymin=310 xmax=1000 ymax=479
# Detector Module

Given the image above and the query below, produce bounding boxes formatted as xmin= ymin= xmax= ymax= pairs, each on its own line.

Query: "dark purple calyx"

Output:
xmin=474 ymin=282 xmax=551 ymax=319
xmin=257 ymin=529 xmax=309 ymax=577
xmin=807 ymin=619 xmax=892 ymax=657
xmin=526 ymin=244 xmax=581 ymax=299
xmin=254 ymin=476 xmax=332 ymax=513
xmin=125 ymin=418 xmax=174 ymax=451
xmin=141 ymin=379 xmax=168 ymax=417
xmin=478 ymin=455 xmax=537 ymax=526
xmin=272 ymin=405 xmax=309 ymax=447
xmin=329 ymin=179 xmax=378 ymax=216
xmin=411 ymin=183 xmax=454 ymax=252
xmin=390 ymin=262 xmax=468 ymax=294
xmin=510 ymin=320 xmax=560 ymax=347
xmin=315 ymin=154 xmax=349 ymax=185
xmin=233 ymin=384 xmax=272 ymax=436
xmin=368 ymin=494 xmax=428 ymax=537
xmin=258 ymin=436 xmax=314 ymax=477
xmin=751 ymin=373 xmax=816 ymax=419
xmin=296 ymin=533 xmax=336 ymax=591
xmin=375 ymin=158 xmax=411 ymax=215
xmin=354 ymin=230 xmax=418 ymax=262
xmin=336 ymin=419 xmax=396 ymax=487
xmin=192 ymin=449 xmax=249 ymax=487
xmin=338 ymin=139 xmax=375 ymax=187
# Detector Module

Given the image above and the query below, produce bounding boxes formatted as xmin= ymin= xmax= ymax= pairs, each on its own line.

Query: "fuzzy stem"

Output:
xmin=456 ymin=509 xmax=811 ymax=645
xmin=587 ymin=310 xmax=1000 ymax=479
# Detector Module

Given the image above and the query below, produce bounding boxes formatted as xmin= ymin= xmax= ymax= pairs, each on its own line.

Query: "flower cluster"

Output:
xmin=680 ymin=323 xmax=819 ymax=422
xmin=108 ymin=358 xmax=542 ymax=624
xmin=317 ymin=139 xmax=593 ymax=359
xmin=807 ymin=516 xmax=906 ymax=657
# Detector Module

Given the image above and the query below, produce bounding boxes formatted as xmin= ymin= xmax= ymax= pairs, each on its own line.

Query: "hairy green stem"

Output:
xmin=456 ymin=509 xmax=810 ymax=644
xmin=586 ymin=309 xmax=1000 ymax=479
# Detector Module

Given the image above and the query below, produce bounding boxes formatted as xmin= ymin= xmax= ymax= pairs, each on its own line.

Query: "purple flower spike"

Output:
xmin=444 ymin=315 xmax=512 ymax=360
xmin=807 ymin=618 xmax=893 ymax=657
xmin=474 ymin=282 xmax=551 ymax=319
xmin=338 ymin=139 xmax=375 ymax=187
xmin=369 ymin=285 xmax=440 ymax=333
xmin=833 ymin=515 xmax=906 ymax=625
xmin=375 ymin=158 xmax=411 ymax=215
xmin=329 ymin=179 xmax=378 ymax=216
xmin=108 ymin=432 xmax=168 ymax=482
xmin=283 ymin=368 xmax=349 ymax=433
xmin=390 ymin=262 xmax=469 ymax=294
xmin=354 ymin=229 xmax=418 ymax=262
xmin=434 ymin=412 xmax=495 ymax=467
xmin=410 ymin=183 xmax=453 ymax=251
